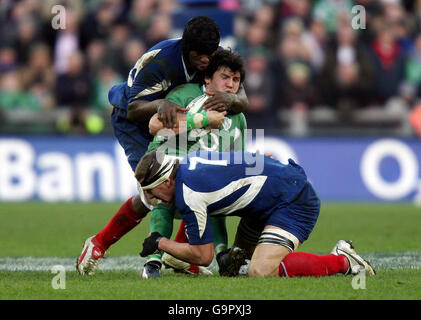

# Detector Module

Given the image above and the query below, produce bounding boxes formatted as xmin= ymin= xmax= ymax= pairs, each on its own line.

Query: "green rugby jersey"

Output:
xmin=147 ymin=83 xmax=247 ymax=156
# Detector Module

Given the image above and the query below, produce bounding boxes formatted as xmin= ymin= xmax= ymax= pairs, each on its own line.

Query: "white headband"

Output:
xmin=141 ymin=154 xmax=177 ymax=190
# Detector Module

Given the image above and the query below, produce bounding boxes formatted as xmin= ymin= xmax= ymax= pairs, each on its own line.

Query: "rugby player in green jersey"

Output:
xmin=141 ymin=49 xmax=247 ymax=277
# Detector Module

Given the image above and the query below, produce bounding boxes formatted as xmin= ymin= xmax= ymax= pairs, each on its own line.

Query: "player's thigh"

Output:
xmin=265 ymin=182 xmax=320 ymax=245
xmin=248 ymin=245 xmax=290 ymax=277
xmin=112 ymin=116 xmax=150 ymax=171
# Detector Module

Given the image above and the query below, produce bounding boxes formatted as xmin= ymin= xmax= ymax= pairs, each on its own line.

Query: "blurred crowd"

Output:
xmin=0 ymin=0 xmax=421 ymax=136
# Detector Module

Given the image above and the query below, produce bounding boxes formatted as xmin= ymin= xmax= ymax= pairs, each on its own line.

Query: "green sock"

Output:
xmin=146 ymin=203 xmax=175 ymax=263
xmin=210 ymin=216 xmax=228 ymax=256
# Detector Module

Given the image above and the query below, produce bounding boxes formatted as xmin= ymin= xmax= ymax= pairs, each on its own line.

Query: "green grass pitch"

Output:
xmin=1 ymin=202 xmax=421 ymax=300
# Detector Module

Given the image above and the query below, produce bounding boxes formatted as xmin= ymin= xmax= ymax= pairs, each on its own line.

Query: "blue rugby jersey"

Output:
xmin=108 ymin=39 xmax=200 ymax=170
xmin=109 ymin=38 xmax=198 ymax=110
xmin=174 ymin=151 xmax=310 ymax=245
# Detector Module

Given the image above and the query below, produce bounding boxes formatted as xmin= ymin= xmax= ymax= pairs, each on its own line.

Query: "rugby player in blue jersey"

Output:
xmin=137 ymin=150 xmax=375 ymax=278
xmin=77 ymin=16 xmax=249 ymax=276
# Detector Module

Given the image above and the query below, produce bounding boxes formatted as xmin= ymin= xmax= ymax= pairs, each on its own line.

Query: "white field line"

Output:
xmin=0 ymin=252 xmax=420 ymax=272
xmin=0 ymin=256 xmax=145 ymax=272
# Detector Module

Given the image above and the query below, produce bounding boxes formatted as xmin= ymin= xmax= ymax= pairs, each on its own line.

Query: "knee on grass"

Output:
xmin=248 ymin=263 xmax=279 ymax=277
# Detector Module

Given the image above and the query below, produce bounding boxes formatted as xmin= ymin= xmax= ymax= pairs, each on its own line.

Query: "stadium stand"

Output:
xmin=0 ymin=0 xmax=420 ymax=137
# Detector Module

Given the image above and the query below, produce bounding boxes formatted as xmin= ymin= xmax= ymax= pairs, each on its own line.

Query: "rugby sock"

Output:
xmin=94 ymin=196 xmax=145 ymax=250
xmin=146 ymin=252 xmax=163 ymax=264
xmin=278 ymin=252 xmax=349 ymax=277
xmin=146 ymin=204 xmax=176 ymax=264
xmin=149 ymin=203 xmax=175 ymax=238
xmin=210 ymin=217 xmax=228 ymax=256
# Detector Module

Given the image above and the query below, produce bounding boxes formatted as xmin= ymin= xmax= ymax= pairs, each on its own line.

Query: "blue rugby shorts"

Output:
xmin=111 ymin=107 xmax=151 ymax=172
xmin=265 ymin=181 xmax=321 ymax=243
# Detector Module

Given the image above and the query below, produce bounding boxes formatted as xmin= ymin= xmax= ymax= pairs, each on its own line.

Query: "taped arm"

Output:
xmin=149 ymin=110 xmax=226 ymax=136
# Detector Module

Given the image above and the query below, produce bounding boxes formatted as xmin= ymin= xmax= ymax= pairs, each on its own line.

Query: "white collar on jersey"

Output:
xmin=182 ymin=55 xmax=196 ymax=82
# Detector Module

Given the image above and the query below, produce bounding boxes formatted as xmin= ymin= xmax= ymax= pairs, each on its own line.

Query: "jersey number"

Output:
xmin=188 ymin=157 xmax=227 ymax=170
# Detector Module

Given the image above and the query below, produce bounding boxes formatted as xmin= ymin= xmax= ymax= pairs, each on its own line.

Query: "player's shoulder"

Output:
xmin=149 ymin=38 xmax=182 ymax=56
xmin=226 ymin=112 xmax=247 ymax=127
xmin=170 ymin=83 xmax=201 ymax=94
xmin=227 ymin=112 xmax=246 ymax=120
xmin=166 ymin=83 xmax=202 ymax=102
xmin=237 ymin=112 xmax=247 ymax=126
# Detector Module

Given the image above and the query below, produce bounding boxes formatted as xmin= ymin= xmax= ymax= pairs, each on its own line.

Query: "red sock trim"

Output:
xmin=279 ymin=252 xmax=349 ymax=277
xmin=188 ymin=265 xmax=199 ymax=274
xmin=174 ymin=221 xmax=189 ymax=243
xmin=94 ymin=196 xmax=143 ymax=250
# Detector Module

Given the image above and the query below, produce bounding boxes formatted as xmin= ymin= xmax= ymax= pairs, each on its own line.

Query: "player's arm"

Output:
xmin=149 ymin=110 xmax=226 ymax=136
xmin=127 ymin=99 xmax=163 ymax=122
xmin=203 ymin=85 xmax=248 ymax=114
xmin=140 ymin=232 xmax=214 ymax=266
xmin=127 ymin=99 xmax=187 ymax=127
xmin=159 ymin=238 xmax=214 ymax=266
